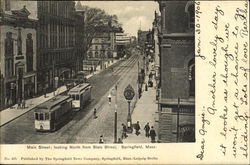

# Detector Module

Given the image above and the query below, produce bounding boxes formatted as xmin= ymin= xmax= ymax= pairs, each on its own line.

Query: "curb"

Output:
xmin=0 ymin=91 xmax=66 ymax=127
xmin=0 ymin=106 xmax=36 ymax=127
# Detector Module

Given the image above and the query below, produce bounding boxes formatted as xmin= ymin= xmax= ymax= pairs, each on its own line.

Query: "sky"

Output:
xmin=79 ymin=1 xmax=160 ymax=36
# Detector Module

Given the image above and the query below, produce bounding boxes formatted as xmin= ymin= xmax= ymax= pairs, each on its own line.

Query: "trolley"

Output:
xmin=34 ymin=95 xmax=73 ymax=131
xmin=68 ymin=83 xmax=92 ymax=110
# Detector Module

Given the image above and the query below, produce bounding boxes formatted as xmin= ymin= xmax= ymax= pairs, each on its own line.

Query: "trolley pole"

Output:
xmin=177 ymin=97 xmax=180 ymax=142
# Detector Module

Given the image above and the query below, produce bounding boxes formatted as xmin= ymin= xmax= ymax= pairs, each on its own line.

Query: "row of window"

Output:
xmin=35 ymin=112 xmax=49 ymax=121
xmin=4 ymin=32 xmax=34 ymax=77
xmin=69 ymin=87 xmax=90 ymax=100
xmin=38 ymin=1 xmax=74 ymax=18
xmin=39 ymin=24 xmax=76 ymax=49
xmin=38 ymin=51 xmax=80 ymax=67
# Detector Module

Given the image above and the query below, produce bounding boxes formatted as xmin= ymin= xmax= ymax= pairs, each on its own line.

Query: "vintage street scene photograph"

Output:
xmin=0 ymin=0 xmax=195 ymax=144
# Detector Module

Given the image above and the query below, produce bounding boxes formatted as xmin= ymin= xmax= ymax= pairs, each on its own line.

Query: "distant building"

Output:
xmin=157 ymin=0 xmax=195 ymax=142
xmin=137 ymin=30 xmax=149 ymax=50
xmin=0 ymin=1 xmax=37 ymax=109
xmin=87 ymin=32 xmax=115 ymax=59
xmin=145 ymin=29 xmax=154 ymax=59
xmin=116 ymin=33 xmax=131 ymax=58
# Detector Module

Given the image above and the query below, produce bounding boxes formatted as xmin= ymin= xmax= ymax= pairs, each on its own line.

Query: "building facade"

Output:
xmin=157 ymin=0 xmax=195 ymax=142
xmin=36 ymin=1 xmax=85 ymax=93
xmin=0 ymin=0 xmax=37 ymax=109
xmin=137 ymin=30 xmax=149 ymax=51
xmin=87 ymin=32 xmax=114 ymax=59
xmin=152 ymin=11 xmax=161 ymax=83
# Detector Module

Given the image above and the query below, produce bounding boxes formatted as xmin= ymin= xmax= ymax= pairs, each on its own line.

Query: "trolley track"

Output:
xmin=0 ymin=52 xmax=141 ymax=144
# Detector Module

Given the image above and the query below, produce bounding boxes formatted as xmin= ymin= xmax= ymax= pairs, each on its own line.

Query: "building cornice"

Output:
xmin=0 ymin=13 xmax=37 ymax=28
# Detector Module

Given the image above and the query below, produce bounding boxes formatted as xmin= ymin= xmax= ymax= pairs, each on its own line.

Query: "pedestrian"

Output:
xmin=149 ymin=126 xmax=157 ymax=143
xmin=21 ymin=99 xmax=26 ymax=109
xmin=138 ymin=88 xmax=142 ymax=99
xmin=117 ymin=138 xmax=123 ymax=144
xmin=145 ymin=83 xmax=148 ymax=91
xmin=99 ymin=135 xmax=104 ymax=144
xmin=44 ymin=87 xmax=47 ymax=98
xmin=17 ymin=98 xmax=21 ymax=109
xmin=93 ymin=108 xmax=97 ymax=119
xmin=134 ymin=121 xmax=141 ymax=136
xmin=144 ymin=122 xmax=150 ymax=138
xmin=121 ymin=123 xmax=128 ymax=139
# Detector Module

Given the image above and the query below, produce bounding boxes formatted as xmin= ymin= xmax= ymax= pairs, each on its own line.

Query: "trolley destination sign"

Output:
xmin=123 ymin=84 xmax=135 ymax=101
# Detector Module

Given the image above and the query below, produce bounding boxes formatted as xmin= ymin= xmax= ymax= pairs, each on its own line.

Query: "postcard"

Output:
xmin=0 ymin=0 xmax=249 ymax=164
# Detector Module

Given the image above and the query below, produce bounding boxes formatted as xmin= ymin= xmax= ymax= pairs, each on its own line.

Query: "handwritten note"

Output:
xmin=196 ymin=1 xmax=249 ymax=163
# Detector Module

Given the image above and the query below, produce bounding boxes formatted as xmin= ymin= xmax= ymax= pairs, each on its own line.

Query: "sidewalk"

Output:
xmin=0 ymin=59 xmax=119 ymax=127
xmin=0 ymin=86 xmax=67 ymax=127
xmin=122 ymin=76 xmax=158 ymax=143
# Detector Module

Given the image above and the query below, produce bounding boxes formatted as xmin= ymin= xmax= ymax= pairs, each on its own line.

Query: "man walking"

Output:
xmin=134 ymin=121 xmax=141 ymax=136
xmin=93 ymin=108 xmax=97 ymax=119
xmin=144 ymin=123 xmax=150 ymax=138
xmin=121 ymin=123 xmax=128 ymax=139
xmin=99 ymin=135 xmax=104 ymax=144
xmin=149 ymin=126 xmax=156 ymax=143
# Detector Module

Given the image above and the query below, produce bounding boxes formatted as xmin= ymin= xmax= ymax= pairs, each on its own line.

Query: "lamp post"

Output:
xmin=124 ymin=84 xmax=135 ymax=133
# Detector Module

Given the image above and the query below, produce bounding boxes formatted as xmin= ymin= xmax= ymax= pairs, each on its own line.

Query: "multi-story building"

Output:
xmin=36 ymin=1 xmax=85 ymax=93
xmin=145 ymin=29 xmax=154 ymax=59
xmin=116 ymin=32 xmax=131 ymax=58
xmin=137 ymin=30 xmax=149 ymax=50
xmin=87 ymin=32 xmax=114 ymax=59
xmin=0 ymin=0 xmax=37 ymax=109
xmin=157 ymin=1 xmax=195 ymax=142
xmin=152 ymin=11 xmax=161 ymax=85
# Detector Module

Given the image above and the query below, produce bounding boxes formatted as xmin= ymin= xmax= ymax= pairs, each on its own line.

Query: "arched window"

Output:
xmin=95 ymin=51 xmax=98 ymax=58
xmin=185 ymin=1 xmax=194 ymax=30
xmin=26 ymin=33 xmax=33 ymax=72
xmin=5 ymin=32 xmax=13 ymax=56
xmin=5 ymin=32 xmax=14 ymax=77
xmin=17 ymin=28 xmax=22 ymax=55
xmin=188 ymin=58 xmax=195 ymax=97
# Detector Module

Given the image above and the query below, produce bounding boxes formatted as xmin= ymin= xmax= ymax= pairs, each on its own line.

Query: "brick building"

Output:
xmin=0 ymin=0 xmax=37 ymax=109
xmin=157 ymin=1 xmax=195 ymax=142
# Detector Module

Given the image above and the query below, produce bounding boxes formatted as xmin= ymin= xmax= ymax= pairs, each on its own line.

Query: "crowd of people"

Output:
xmin=118 ymin=121 xmax=157 ymax=143
xmin=99 ymin=122 xmax=157 ymax=144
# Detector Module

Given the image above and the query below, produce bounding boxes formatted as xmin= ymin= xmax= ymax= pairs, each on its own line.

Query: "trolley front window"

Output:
xmin=39 ymin=113 xmax=44 ymax=120
xmin=76 ymin=95 xmax=79 ymax=100
xmin=45 ymin=113 xmax=49 ymax=120
xmin=35 ymin=113 xmax=39 ymax=120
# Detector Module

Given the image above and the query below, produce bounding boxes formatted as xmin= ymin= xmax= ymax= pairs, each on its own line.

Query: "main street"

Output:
xmin=1 ymin=51 xmax=143 ymax=144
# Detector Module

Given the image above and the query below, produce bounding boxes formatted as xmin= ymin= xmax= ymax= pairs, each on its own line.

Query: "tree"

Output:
xmin=82 ymin=5 xmax=123 ymax=51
